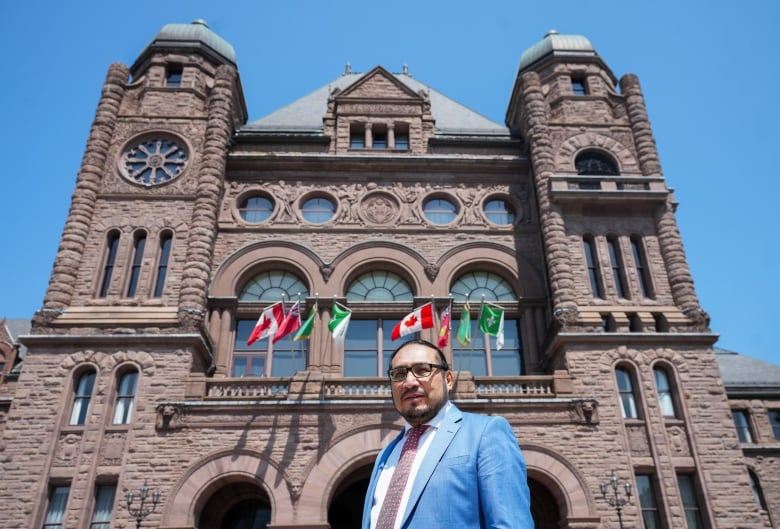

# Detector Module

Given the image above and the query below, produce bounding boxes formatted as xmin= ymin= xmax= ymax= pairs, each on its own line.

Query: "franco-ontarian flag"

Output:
xmin=478 ymin=303 xmax=505 ymax=350
xmin=328 ymin=303 xmax=352 ymax=349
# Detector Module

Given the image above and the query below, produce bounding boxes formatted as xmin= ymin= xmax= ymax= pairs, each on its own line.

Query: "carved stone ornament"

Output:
xmin=54 ymin=433 xmax=82 ymax=466
xmin=361 ymin=192 xmax=400 ymax=225
xmin=424 ymin=263 xmax=439 ymax=282
xmin=570 ymin=399 xmax=599 ymax=425
xmin=156 ymin=403 xmax=182 ymax=430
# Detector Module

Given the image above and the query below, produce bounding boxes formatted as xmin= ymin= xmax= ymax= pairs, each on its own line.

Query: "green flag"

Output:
xmin=328 ymin=303 xmax=352 ymax=348
xmin=293 ymin=305 xmax=317 ymax=341
xmin=456 ymin=303 xmax=471 ymax=347
xmin=478 ymin=303 xmax=505 ymax=349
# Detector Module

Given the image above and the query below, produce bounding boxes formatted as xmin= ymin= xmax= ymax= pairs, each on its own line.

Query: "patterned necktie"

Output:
xmin=376 ymin=424 xmax=429 ymax=529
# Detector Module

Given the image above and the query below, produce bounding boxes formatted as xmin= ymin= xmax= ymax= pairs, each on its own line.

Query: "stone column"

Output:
xmin=178 ymin=65 xmax=238 ymax=330
xmin=620 ymin=74 xmax=662 ymax=176
xmin=38 ymin=63 xmax=129 ymax=322
xmin=518 ymin=71 xmax=578 ymax=325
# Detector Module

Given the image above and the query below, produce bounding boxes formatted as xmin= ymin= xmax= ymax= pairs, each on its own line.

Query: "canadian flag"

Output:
xmin=391 ymin=303 xmax=435 ymax=341
xmin=247 ymin=302 xmax=285 ymax=345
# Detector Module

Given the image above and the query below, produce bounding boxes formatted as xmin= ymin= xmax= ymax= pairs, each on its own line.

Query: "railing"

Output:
xmin=323 ymin=378 xmax=393 ymax=399
xmin=473 ymin=376 xmax=554 ymax=397
xmin=206 ymin=378 xmax=290 ymax=399
xmin=205 ymin=374 xmax=556 ymax=400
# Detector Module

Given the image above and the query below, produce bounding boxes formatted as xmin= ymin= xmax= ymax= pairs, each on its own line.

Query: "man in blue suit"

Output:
xmin=362 ymin=339 xmax=534 ymax=529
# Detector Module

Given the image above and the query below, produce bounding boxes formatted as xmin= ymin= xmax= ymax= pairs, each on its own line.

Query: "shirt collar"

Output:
xmin=404 ymin=400 xmax=452 ymax=433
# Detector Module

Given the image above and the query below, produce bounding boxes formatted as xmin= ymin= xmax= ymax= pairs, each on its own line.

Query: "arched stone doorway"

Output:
xmin=198 ymin=480 xmax=271 ymax=529
xmin=529 ymin=477 xmax=561 ymax=529
xmin=327 ymin=465 xmax=372 ymax=529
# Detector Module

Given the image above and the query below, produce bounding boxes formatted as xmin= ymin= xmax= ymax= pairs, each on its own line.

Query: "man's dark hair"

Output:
xmin=389 ymin=338 xmax=449 ymax=370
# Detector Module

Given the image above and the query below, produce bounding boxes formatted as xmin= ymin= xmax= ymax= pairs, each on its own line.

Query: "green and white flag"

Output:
xmin=478 ymin=303 xmax=504 ymax=349
xmin=293 ymin=304 xmax=317 ymax=341
xmin=328 ymin=303 xmax=352 ymax=349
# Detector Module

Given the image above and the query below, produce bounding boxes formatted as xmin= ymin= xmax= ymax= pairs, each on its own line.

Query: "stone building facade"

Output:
xmin=0 ymin=21 xmax=777 ymax=529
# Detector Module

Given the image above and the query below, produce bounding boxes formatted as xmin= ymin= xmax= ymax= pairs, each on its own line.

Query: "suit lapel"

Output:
xmin=400 ymin=405 xmax=463 ymax=526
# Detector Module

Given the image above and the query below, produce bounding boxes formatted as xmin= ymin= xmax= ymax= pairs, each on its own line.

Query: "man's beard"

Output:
xmin=398 ymin=395 xmax=446 ymax=423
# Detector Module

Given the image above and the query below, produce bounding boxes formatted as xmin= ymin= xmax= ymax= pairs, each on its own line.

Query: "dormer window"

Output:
xmin=166 ymin=64 xmax=183 ymax=87
xmin=571 ymin=77 xmax=587 ymax=96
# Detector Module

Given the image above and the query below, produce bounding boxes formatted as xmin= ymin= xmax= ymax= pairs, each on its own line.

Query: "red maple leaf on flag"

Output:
xmin=404 ymin=315 xmax=419 ymax=328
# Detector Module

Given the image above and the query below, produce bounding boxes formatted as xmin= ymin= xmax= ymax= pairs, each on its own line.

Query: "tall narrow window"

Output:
xmin=631 ymin=236 xmax=652 ymax=298
xmin=769 ymin=410 xmax=780 ymax=440
xmin=166 ymin=64 xmax=183 ymax=87
xmin=153 ymin=232 xmax=173 ymax=298
xmin=677 ymin=474 xmax=704 ymax=529
xmin=350 ymin=124 xmax=365 ymax=149
xmin=99 ymin=232 xmax=120 ymax=298
xmin=748 ymin=470 xmax=767 ymax=510
xmin=126 ymin=232 xmax=146 ymax=297
xmin=615 ymin=367 xmax=639 ymax=418
xmin=90 ymin=484 xmax=116 ymax=529
xmin=43 ymin=486 xmax=70 ymax=529
xmin=607 ymin=236 xmax=628 ymax=298
xmin=344 ymin=319 xmax=399 ymax=377
xmin=732 ymin=410 xmax=753 ymax=442
xmin=112 ymin=370 xmax=138 ymax=424
xmin=653 ymin=367 xmax=677 ymax=418
xmin=635 ymin=474 xmax=662 ymax=529
xmin=583 ymin=236 xmax=603 ymax=298
xmin=70 ymin=370 xmax=96 ymax=425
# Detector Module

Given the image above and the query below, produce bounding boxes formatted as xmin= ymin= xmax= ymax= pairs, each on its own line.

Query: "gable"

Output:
xmin=337 ymin=66 xmax=422 ymax=101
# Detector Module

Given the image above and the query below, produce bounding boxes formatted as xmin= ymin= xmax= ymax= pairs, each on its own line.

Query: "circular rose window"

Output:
xmin=119 ymin=135 xmax=189 ymax=186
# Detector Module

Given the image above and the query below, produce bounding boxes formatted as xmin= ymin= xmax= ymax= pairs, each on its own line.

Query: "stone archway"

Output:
xmin=160 ymin=450 xmax=293 ymax=528
xmin=327 ymin=464 xmax=373 ymax=529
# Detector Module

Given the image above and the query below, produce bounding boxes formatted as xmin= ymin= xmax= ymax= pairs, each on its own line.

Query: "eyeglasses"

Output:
xmin=387 ymin=363 xmax=448 ymax=382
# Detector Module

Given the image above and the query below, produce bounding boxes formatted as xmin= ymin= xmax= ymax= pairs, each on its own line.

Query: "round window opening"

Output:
xmin=119 ymin=135 xmax=189 ymax=186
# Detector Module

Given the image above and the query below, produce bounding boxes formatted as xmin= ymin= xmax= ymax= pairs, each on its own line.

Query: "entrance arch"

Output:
xmin=327 ymin=464 xmax=373 ymax=529
xmin=200 ymin=481 xmax=271 ymax=529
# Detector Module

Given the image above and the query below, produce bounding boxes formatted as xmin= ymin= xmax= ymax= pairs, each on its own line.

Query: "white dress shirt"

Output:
xmin=369 ymin=401 xmax=453 ymax=529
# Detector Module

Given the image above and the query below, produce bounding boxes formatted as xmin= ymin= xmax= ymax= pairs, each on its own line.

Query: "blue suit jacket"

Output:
xmin=362 ymin=404 xmax=534 ymax=529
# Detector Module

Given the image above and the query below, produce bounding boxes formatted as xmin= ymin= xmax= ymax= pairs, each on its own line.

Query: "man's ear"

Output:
xmin=445 ymin=368 xmax=454 ymax=390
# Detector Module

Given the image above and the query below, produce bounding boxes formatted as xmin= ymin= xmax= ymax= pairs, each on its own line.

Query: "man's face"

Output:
xmin=390 ymin=343 xmax=453 ymax=426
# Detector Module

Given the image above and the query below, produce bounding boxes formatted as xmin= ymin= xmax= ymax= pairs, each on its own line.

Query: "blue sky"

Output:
xmin=1 ymin=1 xmax=777 ymax=365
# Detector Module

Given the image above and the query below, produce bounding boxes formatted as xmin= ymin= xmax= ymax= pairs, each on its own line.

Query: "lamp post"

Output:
xmin=600 ymin=470 xmax=632 ymax=529
xmin=125 ymin=480 xmax=161 ymax=529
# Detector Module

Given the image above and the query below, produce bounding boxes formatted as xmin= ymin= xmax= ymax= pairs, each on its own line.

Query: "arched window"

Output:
xmin=450 ymin=271 xmax=516 ymax=302
xmin=98 ymin=231 xmax=121 ymax=298
xmin=575 ymin=151 xmax=619 ymax=176
xmin=346 ymin=271 xmax=413 ymax=301
xmin=631 ymin=235 xmax=652 ymax=298
xmin=240 ymin=271 xmax=309 ymax=302
xmin=342 ymin=271 xmax=413 ymax=376
xmin=450 ymin=272 xmax=523 ymax=376
xmin=653 ymin=366 xmax=678 ymax=418
xmin=583 ymin=235 xmax=603 ymax=298
xmin=234 ymin=271 xmax=310 ymax=378
xmin=126 ymin=231 xmax=146 ymax=297
xmin=153 ymin=231 xmax=173 ymax=298
xmin=69 ymin=370 xmax=96 ymax=425
xmin=112 ymin=370 xmax=138 ymax=425
xmin=615 ymin=366 xmax=639 ymax=419
xmin=607 ymin=236 xmax=628 ymax=299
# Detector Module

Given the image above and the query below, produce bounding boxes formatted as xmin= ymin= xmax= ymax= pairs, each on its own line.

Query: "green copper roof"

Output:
xmin=150 ymin=19 xmax=237 ymax=65
xmin=518 ymin=30 xmax=597 ymax=71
